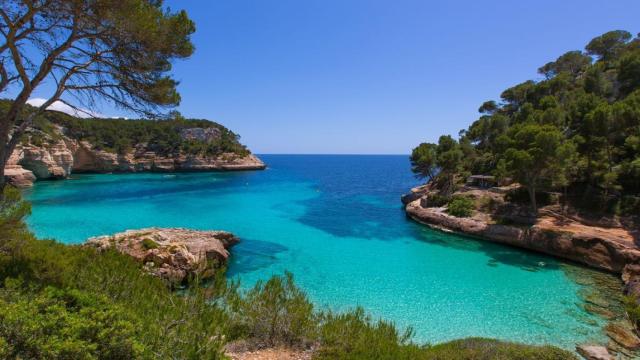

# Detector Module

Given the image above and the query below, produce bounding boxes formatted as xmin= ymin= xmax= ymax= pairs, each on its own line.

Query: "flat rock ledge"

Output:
xmin=86 ymin=227 xmax=239 ymax=285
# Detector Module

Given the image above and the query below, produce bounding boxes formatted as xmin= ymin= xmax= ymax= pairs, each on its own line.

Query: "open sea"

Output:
xmin=23 ymin=154 xmax=622 ymax=350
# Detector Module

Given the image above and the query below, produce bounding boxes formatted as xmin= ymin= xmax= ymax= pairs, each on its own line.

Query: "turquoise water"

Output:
xmin=24 ymin=155 xmax=616 ymax=349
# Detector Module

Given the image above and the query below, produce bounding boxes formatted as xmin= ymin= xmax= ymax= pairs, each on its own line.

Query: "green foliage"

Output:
xmin=316 ymin=307 xmax=424 ymax=360
xmin=413 ymin=30 xmax=640 ymax=216
xmin=410 ymin=143 xmax=438 ymax=180
xmin=410 ymin=136 xmax=466 ymax=195
xmin=586 ymin=30 xmax=632 ymax=62
xmin=232 ymin=272 xmax=317 ymax=347
xmin=423 ymin=338 xmax=578 ymax=360
xmin=316 ymin=311 xmax=577 ymax=360
xmin=426 ymin=193 xmax=450 ymax=207
xmin=141 ymin=238 xmax=159 ymax=250
xmin=446 ymin=195 xmax=475 ymax=217
xmin=48 ymin=110 xmax=249 ymax=157
xmin=0 ymin=186 xmax=31 ymax=235
xmin=0 ymin=286 xmax=145 ymax=359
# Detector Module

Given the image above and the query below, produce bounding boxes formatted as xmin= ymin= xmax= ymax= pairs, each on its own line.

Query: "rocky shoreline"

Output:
xmin=403 ymin=184 xmax=640 ymax=358
xmin=5 ymin=125 xmax=266 ymax=187
xmin=86 ymin=227 xmax=239 ymax=285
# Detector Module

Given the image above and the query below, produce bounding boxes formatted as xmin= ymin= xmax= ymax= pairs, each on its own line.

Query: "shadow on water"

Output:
xmin=297 ymin=187 xmax=565 ymax=273
xmin=403 ymin=217 xmax=566 ymax=272
xmin=297 ymin=195 xmax=416 ymax=240
xmin=226 ymin=238 xmax=289 ymax=276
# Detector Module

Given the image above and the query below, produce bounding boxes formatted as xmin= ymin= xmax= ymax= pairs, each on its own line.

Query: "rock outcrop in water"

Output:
xmin=86 ymin=228 xmax=239 ymax=285
xmin=5 ymin=125 xmax=265 ymax=187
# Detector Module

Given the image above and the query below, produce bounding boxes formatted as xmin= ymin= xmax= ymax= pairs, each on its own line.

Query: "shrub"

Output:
xmin=447 ymin=196 xmax=475 ymax=217
xmin=316 ymin=313 xmax=578 ymax=360
xmin=316 ymin=307 xmax=425 ymax=360
xmin=426 ymin=193 xmax=449 ymax=207
xmin=232 ymin=272 xmax=317 ymax=347
xmin=0 ymin=286 xmax=145 ymax=359
xmin=141 ymin=238 xmax=159 ymax=250
xmin=424 ymin=338 xmax=578 ymax=360
xmin=477 ymin=195 xmax=500 ymax=212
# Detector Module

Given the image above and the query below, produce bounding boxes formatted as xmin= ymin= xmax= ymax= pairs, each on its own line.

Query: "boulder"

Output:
xmin=605 ymin=322 xmax=640 ymax=351
xmin=576 ymin=344 xmax=611 ymax=360
xmin=86 ymin=227 xmax=239 ymax=285
xmin=4 ymin=165 xmax=36 ymax=187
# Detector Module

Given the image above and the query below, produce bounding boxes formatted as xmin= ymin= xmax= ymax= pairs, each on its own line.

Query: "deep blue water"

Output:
xmin=24 ymin=155 xmax=618 ymax=349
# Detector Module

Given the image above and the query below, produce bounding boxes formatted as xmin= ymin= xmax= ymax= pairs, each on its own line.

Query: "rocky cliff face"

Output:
xmin=5 ymin=126 xmax=265 ymax=187
xmin=86 ymin=227 xmax=239 ymax=285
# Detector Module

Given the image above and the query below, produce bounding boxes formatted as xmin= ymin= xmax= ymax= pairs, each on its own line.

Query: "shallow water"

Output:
xmin=24 ymin=154 xmax=622 ymax=349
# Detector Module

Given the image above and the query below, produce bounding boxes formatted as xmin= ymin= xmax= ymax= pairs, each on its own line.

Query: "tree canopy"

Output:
xmin=0 ymin=0 xmax=195 ymax=186
xmin=411 ymin=30 xmax=640 ymax=215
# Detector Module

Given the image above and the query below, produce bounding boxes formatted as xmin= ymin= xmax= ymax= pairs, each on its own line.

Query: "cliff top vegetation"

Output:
xmin=411 ymin=30 xmax=640 ymax=216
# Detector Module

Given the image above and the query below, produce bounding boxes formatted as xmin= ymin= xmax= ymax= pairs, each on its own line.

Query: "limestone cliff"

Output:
xmin=5 ymin=125 xmax=265 ymax=187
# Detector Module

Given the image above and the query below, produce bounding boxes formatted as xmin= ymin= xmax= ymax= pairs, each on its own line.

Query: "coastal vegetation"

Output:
xmin=410 ymin=30 xmax=640 ymax=215
xmin=0 ymin=99 xmax=251 ymax=157
xmin=54 ymin=113 xmax=250 ymax=157
xmin=0 ymin=187 xmax=577 ymax=359
xmin=31 ymin=103 xmax=249 ymax=156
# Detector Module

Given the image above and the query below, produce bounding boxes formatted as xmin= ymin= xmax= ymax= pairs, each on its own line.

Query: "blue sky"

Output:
xmin=28 ymin=1 xmax=640 ymax=154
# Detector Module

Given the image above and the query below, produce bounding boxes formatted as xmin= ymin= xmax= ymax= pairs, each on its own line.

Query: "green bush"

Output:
xmin=317 ymin=307 xmax=425 ymax=359
xmin=446 ymin=196 xmax=475 ymax=217
xmin=141 ymin=238 xmax=159 ymax=250
xmin=0 ymin=286 xmax=145 ymax=359
xmin=426 ymin=193 xmax=450 ymax=207
xmin=231 ymin=272 xmax=317 ymax=347
xmin=316 ymin=310 xmax=577 ymax=360
xmin=424 ymin=338 xmax=578 ymax=360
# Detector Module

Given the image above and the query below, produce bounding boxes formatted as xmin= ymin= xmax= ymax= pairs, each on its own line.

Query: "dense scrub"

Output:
xmin=0 ymin=187 xmax=577 ymax=359
xmin=410 ymin=30 xmax=640 ymax=215
xmin=446 ymin=195 xmax=475 ymax=217
xmin=0 ymin=100 xmax=250 ymax=157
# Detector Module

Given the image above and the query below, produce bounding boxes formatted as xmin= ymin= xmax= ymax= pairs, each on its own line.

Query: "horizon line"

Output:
xmin=255 ymin=153 xmax=410 ymax=156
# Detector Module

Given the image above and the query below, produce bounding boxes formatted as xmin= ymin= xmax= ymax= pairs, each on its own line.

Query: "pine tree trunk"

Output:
xmin=0 ymin=144 xmax=6 ymax=192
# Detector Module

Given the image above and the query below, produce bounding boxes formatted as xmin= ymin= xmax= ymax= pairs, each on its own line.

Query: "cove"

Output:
xmin=23 ymin=154 xmax=621 ymax=350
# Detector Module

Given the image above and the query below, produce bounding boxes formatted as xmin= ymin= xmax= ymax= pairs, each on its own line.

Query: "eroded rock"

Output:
xmin=86 ymin=227 xmax=239 ymax=285
xmin=576 ymin=344 xmax=612 ymax=360
xmin=4 ymin=165 xmax=36 ymax=187
xmin=605 ymin=322 xmax=640 ymax=350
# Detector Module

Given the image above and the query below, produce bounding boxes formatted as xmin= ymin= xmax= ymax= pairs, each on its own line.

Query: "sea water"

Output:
xmin=24 ymin=155 xmax=621 ymax=349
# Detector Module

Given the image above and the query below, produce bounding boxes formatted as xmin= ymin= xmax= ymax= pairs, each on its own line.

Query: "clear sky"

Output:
xmin=29 ymin=1 xmax=640 ymax=154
